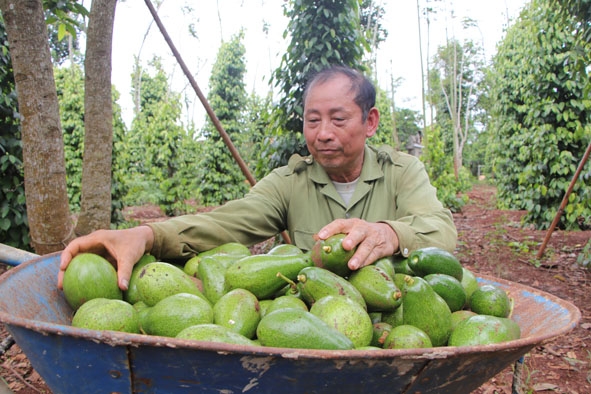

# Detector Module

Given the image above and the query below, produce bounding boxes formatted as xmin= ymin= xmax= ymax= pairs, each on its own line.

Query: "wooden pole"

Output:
xmin=143 ymin=0 xmax=292 ymax=244
xmin=536 ymin=140 xmax=591 ymax=259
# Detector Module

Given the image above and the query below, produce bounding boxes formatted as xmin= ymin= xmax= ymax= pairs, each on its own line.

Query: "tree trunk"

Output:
xmin=75 ymin=0 xmax=118 ymax=235
xmin=0 ymin=0 xmax=73 ymax=254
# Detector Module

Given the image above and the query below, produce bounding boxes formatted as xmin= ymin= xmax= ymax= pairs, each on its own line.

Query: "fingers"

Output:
xmin=316 ymin=218 xmax=355 ymax=242
xmin=347 ymin=223 xmax=397 ymax=270
xmin=317 ymin=219 xmax=399 ymax=270
xmin=56 ymin=227 xmax=154 ymax=292
xmin=58 ymin=232 xmax=108 ymax=290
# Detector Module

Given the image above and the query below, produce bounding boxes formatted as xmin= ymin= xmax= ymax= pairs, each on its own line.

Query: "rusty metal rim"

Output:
xmin=0 ymin=253 xmax=581 ymax=361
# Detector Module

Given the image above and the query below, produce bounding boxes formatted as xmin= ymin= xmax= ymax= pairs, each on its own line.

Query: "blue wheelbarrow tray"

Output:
xmin=0 ymin=252 xmax=581 ymax=394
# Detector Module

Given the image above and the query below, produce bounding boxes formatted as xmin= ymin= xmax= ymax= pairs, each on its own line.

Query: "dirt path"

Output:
xmin=455 ymin=184 xmax=590 ymax=394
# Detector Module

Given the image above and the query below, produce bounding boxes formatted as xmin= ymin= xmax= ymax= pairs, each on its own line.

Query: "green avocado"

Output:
xmin=71 ymin=298 xmax=139 ymax=333
xmin=309 ymin=295 xmax=374 ymax=348
xmin=391 ymin=256 xmax=414 ymax=276
xmin=296 ymin=266 xmax=366 ymax=310
xmin=407 ymin=247 xmax=463 ymax=281
xmin=141 ymin=292 xmax=213 ymax=337
xmin=469 ymin=284 xmax=512 ymax=318
xmin=256 ymin=308 xmax=355 ymax=350
xmin=370 ymin=321 xmax=392 ymax=348
xmin=424 ymin=273 xmax=467 ymax=312
xmin=225 ymin=254 xmax=313 ymax=300
xmin=265 ymin=295 xmax=309 ymax=314
xmin=372 ymin=256 xmax=396 ymax=278
xmin=310 ymin=233 xmax=355 ymax=277
xmin=136 ymin=262 xmax=208 ymax=307
xmin=124 ymin=254 xmax=157 ymax=304
xmin=401 ymin=275 xmax=452 ymax=347
xmin=198 ymin=256 xmax=231 ymax=304
xmin=461 ymin=267 xmax=480 ymax=307
xmin=348 ymin=265 xmax=403 ymax=312
xmin=212 ymin=288 xmax=260 ymax=339
xmin=267 ymin=243 xmax=304 ymax=256
xmin=176 ymin=323 xmax=258 ymax=346
xmin=383 ymin=324 xmax=433 ymax=349
xmin=183 ymin=242 xmax=251 ymax=278
xmin=381 ymin=304 xmax=404 ymax=328
xmin=448 ymin=314 xmax=521 ymax=346
xmin=450 ymin=310 xmax=477 ymax=332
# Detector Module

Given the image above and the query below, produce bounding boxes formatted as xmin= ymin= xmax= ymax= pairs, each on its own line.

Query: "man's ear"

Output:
xmin=365 ymin=107 xmax=380 ymax=138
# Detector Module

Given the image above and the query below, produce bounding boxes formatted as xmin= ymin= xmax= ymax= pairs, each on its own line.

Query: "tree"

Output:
xmin=487 ymin=0 xmax=591 ymax=230
xmin=0 ymin=0 xmax=73 ymax=254
xmin=75 ymin=0 xmax=117 ymax=236
xmin=429 ymin=38 xmax=485 ymax=180
xmin=198 ymin=32 xmax=249 ymax=205
xmin=122 ymin=57 xmax=194 ymax=215
xmin=360 ymin=0 xmax=388 ymax=76
xmin=370 ymin=85 xmax=395 ymax=147
xmin=266 ymin=0 xmax=369 ymax=171
xmin=0 ymin=15 xmax=28 ymax=249
xmin=395 ymin=108 xmax=422 ymax=149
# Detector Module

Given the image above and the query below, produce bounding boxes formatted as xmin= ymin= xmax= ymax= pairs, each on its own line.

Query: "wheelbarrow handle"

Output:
xmin=0 ymin=243 xmax=40 ymax=266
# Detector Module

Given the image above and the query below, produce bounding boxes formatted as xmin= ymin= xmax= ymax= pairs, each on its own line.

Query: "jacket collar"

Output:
xmin=309 ymin=145 xmax=385 ymax=185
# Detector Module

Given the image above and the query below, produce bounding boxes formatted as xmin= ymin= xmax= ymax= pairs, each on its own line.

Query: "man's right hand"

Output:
xmin=57 ymin=226 xmax=155 ymax=291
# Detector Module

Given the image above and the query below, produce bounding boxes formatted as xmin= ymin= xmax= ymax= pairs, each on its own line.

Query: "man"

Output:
xmin=58 ymin=65 xmax=456 ymax=291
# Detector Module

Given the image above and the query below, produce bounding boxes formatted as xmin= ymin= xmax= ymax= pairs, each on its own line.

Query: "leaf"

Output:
xmin=57 ymin=23 xmax=67 ymax=41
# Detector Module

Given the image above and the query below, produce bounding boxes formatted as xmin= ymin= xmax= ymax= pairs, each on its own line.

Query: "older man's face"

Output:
xmin=303 ymin=74 xmax=378 ymax=183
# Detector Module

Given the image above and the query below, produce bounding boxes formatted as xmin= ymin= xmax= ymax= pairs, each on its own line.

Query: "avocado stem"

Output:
xmin=322 ymin=245 xmax=332 ymax=253
xmin=276 ymin=271 xmax=298 ymax=291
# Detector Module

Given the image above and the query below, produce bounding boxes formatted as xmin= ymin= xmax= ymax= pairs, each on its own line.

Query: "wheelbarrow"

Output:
xmin=0 ymin=246 xmax=581 ymax=394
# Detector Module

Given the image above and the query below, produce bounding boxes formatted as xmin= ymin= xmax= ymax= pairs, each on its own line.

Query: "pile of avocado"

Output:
xmin=64 ymin=235 xmax=521 ymax=350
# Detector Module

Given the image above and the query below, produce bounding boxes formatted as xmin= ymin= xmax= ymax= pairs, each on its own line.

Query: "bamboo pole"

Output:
xmin=143 ymin=0 xmax=291 ymax=244
xmin=536 ymin=140 xmax=591 ymax=259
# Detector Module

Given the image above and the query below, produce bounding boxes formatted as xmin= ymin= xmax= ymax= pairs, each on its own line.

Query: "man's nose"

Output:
xmin=317 ymin=121 xmax=334 ymax=140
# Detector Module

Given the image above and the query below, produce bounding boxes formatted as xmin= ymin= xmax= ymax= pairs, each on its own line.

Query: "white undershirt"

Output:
xmin=332 ymin=178 xmax=360 ymax=207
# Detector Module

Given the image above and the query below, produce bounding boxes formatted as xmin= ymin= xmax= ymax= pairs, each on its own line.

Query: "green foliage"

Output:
xmin=421 ymin=125 xmax=470 ymax=212
xmin=54 ymin=64 xmax=127 ymax=225
xmin=369 ymin=85 xmax=394 ymax=147
xmin=43 ymin=0 xmax=87 ymax=65
xmin=487 ymin=0 xmax=591 ymax=230
xmin=109 ymin=88 xmax=129 ymax=225
xmin=360 ymin=0 xmax=388 ymax=53
xmin=243 ymin=93 xmax=275 ymax=181
xmin=428 ymin=38 xmax=485 ymax=167
xmin=43 ymin=0 xmax=89 ymax=41
xmin=0 ymin=18 xmax=29 ymax=249
xmin=265 ymin=0 xmax=369 ymax=171
xmin=395 ymin=108 xmax=422 ymax=151
xmin=121 ymin=57 xmax=199 ymax=215
xmin=54 ymin=66 xmax=84 ymax=211
xmin=198 ymin=32 xmax=249 ymax=205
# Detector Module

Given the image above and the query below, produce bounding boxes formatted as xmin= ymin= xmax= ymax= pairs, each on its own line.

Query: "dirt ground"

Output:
xmin=0 ymin=183 xmax=589 ymax=394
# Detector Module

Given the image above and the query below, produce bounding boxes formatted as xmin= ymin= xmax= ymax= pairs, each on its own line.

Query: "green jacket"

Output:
xmin=148 ymin=145 xmax=457 ymax=260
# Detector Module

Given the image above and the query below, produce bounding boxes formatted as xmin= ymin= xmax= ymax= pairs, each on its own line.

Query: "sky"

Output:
xmin=110 ymin=0 xmax=529 ymax=128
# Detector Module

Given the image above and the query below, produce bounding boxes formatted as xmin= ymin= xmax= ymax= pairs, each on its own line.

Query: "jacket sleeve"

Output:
xmin=147 ymin=170 xmax=291 ymax=261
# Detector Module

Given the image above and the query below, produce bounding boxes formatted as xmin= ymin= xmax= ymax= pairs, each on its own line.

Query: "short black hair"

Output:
xmin=303 ymin=65 xmax=376 ymax=122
